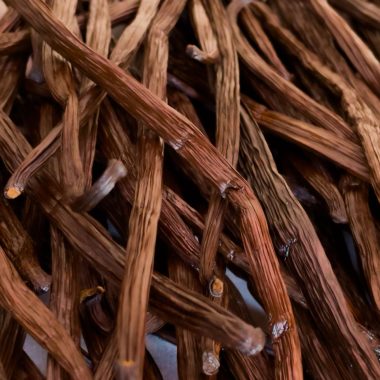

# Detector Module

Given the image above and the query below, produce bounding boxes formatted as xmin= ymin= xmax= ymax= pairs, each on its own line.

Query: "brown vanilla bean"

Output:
xmin=0 ymin=195 xmax=50 ymax=293
xmin=150 ymin=272 xmax=266 ymax=356
xmin=4 ymin=3 xmax=301 ymax=375
xmin=198 ymin=0 xmax=240 ymax=285
xmin=243 ymin=97 xmax=369 ymax=181
xmin=0 ymin=245 xmax=92 ymax=380
xmin=240 ymin=7 xmax=290 ymax=79
xmin=41 ymin=0 xmax=84 ymax=199
xmin=79 ymin=0 xmax=111 ymax=190
xmin=116 ymin=2 xmax=185 ymax=378
xmin=227 ymin=0 xmax=355 ymax=142
xmin=309 ymin=0 xmax=380 ymax=97
xmin=72 ymin=159 xmax=127 ymax=212
xmin=187 ymin=0 xmax=219 ymax=64
xmin=239 ymin=105 xmax=380 ymax=379
xmin=168 ymin=255 xmax=205 ymax=380
xmin=340 ymin=176 xmax=380 ymax=314
xmin=46 ymin=228 xmax=82 ymax=380
xmin=0 ymin=30 xmax=30 ymax=55
xmin=290 ymin=155 xmax=348 ymax=224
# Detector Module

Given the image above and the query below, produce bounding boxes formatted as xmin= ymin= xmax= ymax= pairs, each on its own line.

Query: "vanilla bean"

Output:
xmin=168 ymin=255 xmax=205 ymax=379
xmin=0 ymin=245 xmax=92 ymax=379
xmin=187 ymin=0 xmax=218 ymax=64
xmin=41 ymin=0 xmax=84 ymax=199
xmin=71 ymin=159 xmax=127 ymax=212
xmin=243 ymin=97 xmax=369 ymax=181
xmin=340 ymin=176 xmax=380 ymax=314
xmin=290 ymin=155 xmax=348 ymax=224
xmin=0 ymin=195 xmax=50 ymax=292
xmin=46 ymin=227 xmax=82 ymax=380
xmin=240 ymin=7 xmax=290 ymax=79
xmin=198 ymin=0 xmax=240 ymax=286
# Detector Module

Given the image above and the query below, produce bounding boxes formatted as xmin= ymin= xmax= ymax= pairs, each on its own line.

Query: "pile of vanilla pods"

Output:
xmin=0 ymin=0 xmax=380 ymax=379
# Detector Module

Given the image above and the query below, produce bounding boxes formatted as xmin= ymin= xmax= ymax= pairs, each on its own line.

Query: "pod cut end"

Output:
xmin=5 ymin=186 xmax=22 ymax=199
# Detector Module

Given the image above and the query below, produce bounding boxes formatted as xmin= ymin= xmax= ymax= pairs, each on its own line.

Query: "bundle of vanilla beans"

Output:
xmin=1 ymin=0 xmax=380 ymax=379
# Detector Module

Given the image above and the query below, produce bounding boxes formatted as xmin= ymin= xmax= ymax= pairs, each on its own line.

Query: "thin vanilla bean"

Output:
xmin=42 ymin=0 xmax=84 ymax=199
xmin=0 ymin=245 xmax=92 ymax=380
xmin=240 ymin=7 xmax=290 ymax=79
xmin=0 ymin=195 xmax=50 ymax=292
xmin=243 ymin=97 xmax=369 ymax=181
xmin=290 ymin=155 xmax=348 ymax=224
xmin=199 ymin=0 xmax=240 ymax=284
xmin=187 ymin=0 xmax=219 ymax=64
xmin=168 ymin=255 xmax=205 ymax=380
xmin=340 ymin=176 xmax=380 ymax=314
xmin=71 ymin=159 xmax=127 ymax=212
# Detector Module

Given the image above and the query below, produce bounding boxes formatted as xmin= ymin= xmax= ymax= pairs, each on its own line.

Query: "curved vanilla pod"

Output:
xmin=71 ymin=159 xmax=127 ymax=212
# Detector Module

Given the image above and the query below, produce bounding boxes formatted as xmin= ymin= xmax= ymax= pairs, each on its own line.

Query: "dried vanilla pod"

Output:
xmin=0 ymin=0 xmax=380 ymax=378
